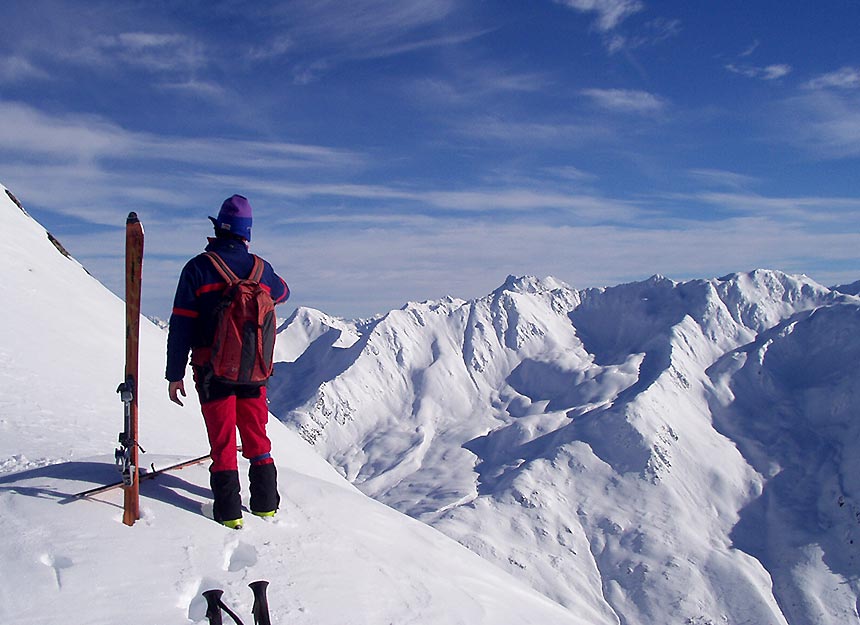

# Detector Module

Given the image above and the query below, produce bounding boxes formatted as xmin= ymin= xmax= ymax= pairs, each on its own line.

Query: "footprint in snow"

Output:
xmin=39 ymin=553 xmax=73 ymax=589
xmin=225 ymin=540 xmax=258 ymax=572
xmin=187 ymin=576 xmax=223 ymax=622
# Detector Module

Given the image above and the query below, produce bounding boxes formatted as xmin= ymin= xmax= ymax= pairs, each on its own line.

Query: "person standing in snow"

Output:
xmin=166 ymin=195 xmax=289 ymax=529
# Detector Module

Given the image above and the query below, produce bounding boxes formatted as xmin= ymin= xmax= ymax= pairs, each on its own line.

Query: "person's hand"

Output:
xmin=169 ymin=380 xmax=187 ymax=406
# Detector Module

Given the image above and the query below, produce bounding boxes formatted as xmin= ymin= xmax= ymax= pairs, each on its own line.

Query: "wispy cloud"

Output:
xmin=553 ymin=0 xmax=679 ymax=55
xmin=348 ymin=29 xmax=491 ymax=62
xmin=455 ymin=115 xmax=610 ymax=144
xmin=290 ymin=29 xmax=488 ymax=83
xmin=739 ymin=64 xmax=860 ymax=160
xmin=0 ymin=101 xmax=132 ymax=163
xmin=686 ymin=169 xmax=759 ymax=190
xmin=690 ymin=191 xmax=860 ymax=224
xmin=0 ymin=4 xmax=227 ymax=111
xmin=554 ymin=0 xmax=644 ymax=32
xmin=256 ymin=0 xmax=479 ymax=81
xmin=282 ymin=0 xmax=458 ymax=43
xmin=246 ymin=36 xmax=294 ymax=62
xmin=804 ymin=66 xmax=860 ymax=91
xmin=0 ymin=101 xmax=362 ymax=170
xmin=621 ymin=17 xmax=681 ymax=51
xmin=739 ymin=40 xmax=760 ymax=58
xmin=777 ymin=89 xmax=860 ymax=158
xmin=0 ymin=56 xmax=50 ymax=83
xmin=426 ymin=188 xmax=639 ymax=220
xmin=45 ymin=181 xmax=860 ymax=319
xmin=0 ymin=100 xmax=633 ymax=233
xmin=205 ymin=174 xmax=640 ymax=223
xmin=62 ymin=31 xmax=208 ymax=75
xmin=724 ymin=37 xmax=791 ymax=82
xmin=725 ymin=63 xmax=792 ymax=81
xmin=1 ymin=28 xmax=215 ymax=95
xmin=258 ymin=213 xmax=860 ymax=317
xmin=158 ymin=78 xmax=227 ymax=99
xmin=544 ymin=166 xmax=597 ymax=182
xmin=407 ymin=65 xmax=551 ymax=109
xmin=0 ymin=101 xmax=367 ymax=226
xmin=581 ymin=88 xmax=667 ymax=114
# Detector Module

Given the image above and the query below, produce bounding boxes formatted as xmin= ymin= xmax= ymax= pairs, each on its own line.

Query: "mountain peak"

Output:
xmin=498 ymin=274 xmax=573 ymax=295
xmin=833 ymin=279 xmax=860 ymax=295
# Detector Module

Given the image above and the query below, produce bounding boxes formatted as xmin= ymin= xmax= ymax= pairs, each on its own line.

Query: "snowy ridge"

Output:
xmin=708 ymin=303 xmax=860 ymax=625
xmin=0 ymin=186 xmax=590 ymax=625
xmin=272 ymin=266 xmax=860 ymax=624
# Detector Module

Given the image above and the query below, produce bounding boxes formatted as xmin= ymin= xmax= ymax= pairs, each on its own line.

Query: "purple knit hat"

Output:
xmin=209 ymin=194 xmax=253 ymax=241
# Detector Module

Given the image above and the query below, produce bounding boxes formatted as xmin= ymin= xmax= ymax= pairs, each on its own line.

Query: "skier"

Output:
xmin=166 ymin=195 xmax=289 ymax=529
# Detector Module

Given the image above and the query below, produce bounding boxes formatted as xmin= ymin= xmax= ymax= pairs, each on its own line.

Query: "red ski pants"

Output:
xmin=199 ymin=387 xmax=273 ymax=472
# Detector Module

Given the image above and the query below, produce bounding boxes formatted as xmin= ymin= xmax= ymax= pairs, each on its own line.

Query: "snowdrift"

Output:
xmin=0 ymin=186 xmax=588 ymax=625
xmin=272 ymin=270 xmax=860 ymax=624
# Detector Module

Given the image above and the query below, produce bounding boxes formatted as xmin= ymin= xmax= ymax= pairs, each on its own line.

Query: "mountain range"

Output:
xmin=270 ymin=265 xmax=860 ymax=625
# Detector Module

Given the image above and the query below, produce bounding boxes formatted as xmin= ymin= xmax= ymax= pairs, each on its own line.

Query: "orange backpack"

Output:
xmin=205 ymin=252 xmax=276 ymax=385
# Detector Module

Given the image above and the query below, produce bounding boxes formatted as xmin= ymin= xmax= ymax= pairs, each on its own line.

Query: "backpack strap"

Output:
xmin=205 ymin=252 xmax=240 ymax=285
xmin=205 ymin=252 xmax=264 ymax=284
xmin=248 ymin=255 xmax=265 ymax=283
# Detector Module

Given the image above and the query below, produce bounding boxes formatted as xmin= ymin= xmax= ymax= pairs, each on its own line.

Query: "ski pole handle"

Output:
xmin=202 ymin=589 xmax=224 ymax=625
xmin=249 ymin=580 xmax=271 ymax=625
xmin=202 ymin=589 xmax=247 ymax=625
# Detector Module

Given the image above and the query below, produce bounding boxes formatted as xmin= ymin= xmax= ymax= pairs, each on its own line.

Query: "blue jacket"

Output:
xmin=165 ymin=237 xmax=289 ymax=382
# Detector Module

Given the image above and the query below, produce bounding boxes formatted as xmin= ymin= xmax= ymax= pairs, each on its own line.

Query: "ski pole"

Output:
xmin=202 ymin=589 xmax=225 ymax=625
xmin=249 ymin=580 xmax=271 ymax=625
xmin=202 ymin=589 xmax=246 ymax=625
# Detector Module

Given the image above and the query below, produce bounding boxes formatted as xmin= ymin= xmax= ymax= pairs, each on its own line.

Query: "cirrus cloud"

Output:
xmin=804 ymin=67 xmax=860 ymax=91
xmin=725 ymin=63 xmax=792 ymax=81
xmin=581 ymin=88 xmax=667 ymax=114
xmin=554 ymin=0 xmax=644 ymax=32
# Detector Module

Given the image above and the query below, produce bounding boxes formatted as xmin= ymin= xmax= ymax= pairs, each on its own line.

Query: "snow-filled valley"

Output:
xmin=1 ymin=182 xmax=859 ymax=625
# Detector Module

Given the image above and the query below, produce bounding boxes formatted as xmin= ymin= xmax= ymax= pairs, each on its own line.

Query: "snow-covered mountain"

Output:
xmin=271 ymin=269 xmax=860 ymax=624
xmin=4 ymin=179 xmax=859 ymax=625
xmin=0 ymin=186 xmax=590 ymax=625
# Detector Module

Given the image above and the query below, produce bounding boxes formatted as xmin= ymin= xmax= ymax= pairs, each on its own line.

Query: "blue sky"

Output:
xmin=2 ymin=0 xmax=859 ymax=318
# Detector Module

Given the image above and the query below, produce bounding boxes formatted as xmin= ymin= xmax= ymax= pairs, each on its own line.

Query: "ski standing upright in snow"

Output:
xmin=116 ymin=211 xmax=144 ymax=526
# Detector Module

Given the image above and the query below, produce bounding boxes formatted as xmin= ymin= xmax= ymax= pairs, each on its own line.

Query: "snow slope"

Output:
xmin=0 ymin=185 xmax=590 ymax=625
xmin=272 ymin=270 xmax=860 ymax=624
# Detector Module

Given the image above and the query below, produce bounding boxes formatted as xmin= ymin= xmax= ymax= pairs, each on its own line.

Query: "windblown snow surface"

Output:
xmin=270 ymin=265 xmax=860 ymax=622
xmin=0 ymin=186 xmax=586 ymax=625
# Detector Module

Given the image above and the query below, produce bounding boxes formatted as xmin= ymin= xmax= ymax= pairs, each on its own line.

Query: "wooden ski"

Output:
xmin=118 ymin=212 xmax=144 ymax=526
